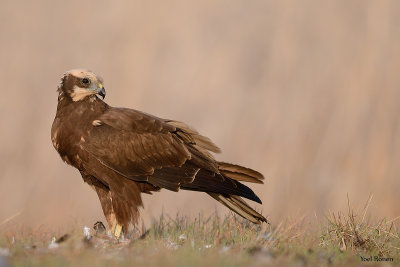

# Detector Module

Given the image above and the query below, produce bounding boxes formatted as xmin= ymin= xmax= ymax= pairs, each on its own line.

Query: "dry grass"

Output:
xmin=321 ymin=195 xmax=400 ymax=260
xmin=1 ymin=198 xmax=398 ymax=266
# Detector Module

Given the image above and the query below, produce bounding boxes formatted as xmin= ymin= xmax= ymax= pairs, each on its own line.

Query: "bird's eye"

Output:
xmin=82 ymin=78 xmax=90 ymax=85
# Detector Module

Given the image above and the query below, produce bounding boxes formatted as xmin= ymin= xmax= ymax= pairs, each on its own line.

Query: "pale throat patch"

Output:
xmin=71 ymin=85 xmax=96 ymax=101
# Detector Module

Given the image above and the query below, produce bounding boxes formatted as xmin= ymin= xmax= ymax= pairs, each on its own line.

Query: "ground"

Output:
xmin=1 ymin=202 xmax=399 ymax=267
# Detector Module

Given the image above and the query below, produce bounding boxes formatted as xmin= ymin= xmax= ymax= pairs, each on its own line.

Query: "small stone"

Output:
xmin=93 ymin=221 xmax=106 ymax=235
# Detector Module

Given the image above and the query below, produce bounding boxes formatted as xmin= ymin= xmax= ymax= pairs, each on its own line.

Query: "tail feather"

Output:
xmin=207 ymin=193 xmax=267 ymax=224
xmin=230 ymin=195 xmax=266 ymax=219
xmin=218 ymin=162 xmax=264 ymax=184
xmin=180 ymin=169 xmax=262 ymax=204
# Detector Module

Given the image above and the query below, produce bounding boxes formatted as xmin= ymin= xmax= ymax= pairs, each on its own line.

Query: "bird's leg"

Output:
xmin=114 ymin=224 xmax=123 ymax=239
xmin=110 ymin=220 xmax=116 ymax=234
xmin=91 ymin=183 xmax=122 ymax=237
xmin=110 ymin=219 xmax=124 ymax=239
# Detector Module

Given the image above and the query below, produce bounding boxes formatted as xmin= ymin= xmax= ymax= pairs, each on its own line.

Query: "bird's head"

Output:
xmin=58 ymin=69 xmax=106 ymax=101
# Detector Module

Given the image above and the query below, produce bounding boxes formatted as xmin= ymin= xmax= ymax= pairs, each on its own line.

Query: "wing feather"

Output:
xmin=166 ymin=120 xmax=221 ymax=153
xmin=81 ymin=108 xmax=211 ymax=185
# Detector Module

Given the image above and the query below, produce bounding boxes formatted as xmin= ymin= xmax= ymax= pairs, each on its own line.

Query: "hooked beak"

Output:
xmin=97 ymin=86 xmax=106 ymax=99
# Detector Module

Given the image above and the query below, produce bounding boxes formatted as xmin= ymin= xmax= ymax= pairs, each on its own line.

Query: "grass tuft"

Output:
xmin=321 ymin=194 xmax=400 ymax=258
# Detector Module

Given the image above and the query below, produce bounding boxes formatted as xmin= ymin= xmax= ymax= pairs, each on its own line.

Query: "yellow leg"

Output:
xmin=114 ymin=224 xmax=123 ymax=239
xmin=110 ymin=220 xmax=123 ymax=239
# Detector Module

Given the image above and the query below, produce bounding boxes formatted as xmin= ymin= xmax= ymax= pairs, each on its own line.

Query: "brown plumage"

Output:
xmin=51 ymin=69 xmax=267 ymax=234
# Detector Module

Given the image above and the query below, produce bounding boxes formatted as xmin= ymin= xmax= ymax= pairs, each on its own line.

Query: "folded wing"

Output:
xmin=81 ymin=107 xmax=266 ymax=222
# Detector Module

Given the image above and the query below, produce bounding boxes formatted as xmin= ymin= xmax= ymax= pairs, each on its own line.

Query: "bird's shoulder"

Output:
xmin=96 ymin=107 xmax=175 ymax=134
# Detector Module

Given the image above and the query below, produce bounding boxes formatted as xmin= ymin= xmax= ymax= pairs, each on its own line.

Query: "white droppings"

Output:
xmin=83 ymin=226 xmax=91 ymax=238
xmin=48 ymin=237 xmax=59 ymax=249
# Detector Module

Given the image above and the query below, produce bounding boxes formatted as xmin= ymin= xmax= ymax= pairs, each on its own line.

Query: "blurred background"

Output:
xmin=1 ymin=0 xmax=399 ymax=229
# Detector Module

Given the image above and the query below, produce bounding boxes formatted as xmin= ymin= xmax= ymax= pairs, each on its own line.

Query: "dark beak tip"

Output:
xmin=98 ymin=88 xmax=106 ymax=99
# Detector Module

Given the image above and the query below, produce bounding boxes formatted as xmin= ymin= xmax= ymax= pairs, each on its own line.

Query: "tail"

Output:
xmin=181 ymin=161 xmax=267 ymax=224
xmin=212 ymin=162 xmax=266 ymax=223
xmin=207 ymin=193 xmax=267 ymax=224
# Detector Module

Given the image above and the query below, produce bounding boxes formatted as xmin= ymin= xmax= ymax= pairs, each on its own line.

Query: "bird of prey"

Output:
xmin=51 ymin=69 xmax=266 ymax=238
